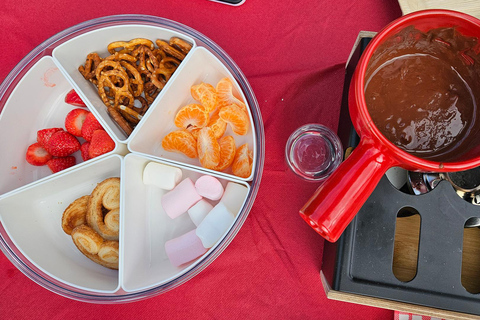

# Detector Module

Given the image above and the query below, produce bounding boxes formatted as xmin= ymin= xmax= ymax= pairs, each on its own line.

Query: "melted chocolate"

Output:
xmin=365 ymin=26 xmax=480 ymax=161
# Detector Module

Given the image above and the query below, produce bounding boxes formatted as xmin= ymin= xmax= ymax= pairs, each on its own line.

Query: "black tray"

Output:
xmin=325 ymin=36 xmax=480 ymax=316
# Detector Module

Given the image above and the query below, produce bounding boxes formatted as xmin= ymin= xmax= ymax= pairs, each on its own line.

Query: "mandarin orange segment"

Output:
xmin=215 ymin=135 xmax=236 ymax=171
xmin=191 ymin=83 xmax=217 ymax=113
xmin=219 ymin=104 xmax=249 ymax=136
xmin=162 ymin=130 xmax=198 ymax=158
xmin=197 ymin=127 xmax=221 ymax=169
xmin=207 ymin=109 xmax=227 ymax=139
xmin=174 ymin=103 xmax=209 ymax=129
xmin=216 ymin=77 xmax=247 ymax=111
xmin=187 ymin=127 xmax=200 ymax=140
xmin=232 ymin=143 xmax=252 ymax=178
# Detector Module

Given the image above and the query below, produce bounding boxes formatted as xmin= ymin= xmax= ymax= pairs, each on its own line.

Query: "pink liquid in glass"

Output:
xmin=285 ymin=124 xmax=343 ymax=181
xmin=291 ymin=133 xmax=333 ymax=175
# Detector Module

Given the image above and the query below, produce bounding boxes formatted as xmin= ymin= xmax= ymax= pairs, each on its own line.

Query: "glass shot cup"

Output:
xmin=285 ymin=124 xmax=343 ymax=181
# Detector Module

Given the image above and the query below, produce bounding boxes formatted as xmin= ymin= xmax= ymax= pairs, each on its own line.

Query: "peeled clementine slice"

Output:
xmin=191 ymin=83 xmax=217 ymax=113
xmin=207 ymin=109 xmax=227 ymax=139
xmin=188 ymin=127 xmax=200 ymax=140
xmin=162 ymin=130 xmax=198 ymax=158
xmin=232 ymin=143 xmax=252 ymax=178
xmin=174 ymin=104 xmax=209 ymax=129
xmin=219 ymin=104 xmax=249 ymax=136
xmin=216 ymin=77 xmax=247 ymax=111
xmin=197 ymin=127 xmax=220 ymax=169
xmin=215 ymin=135 xmax=236 ymax=171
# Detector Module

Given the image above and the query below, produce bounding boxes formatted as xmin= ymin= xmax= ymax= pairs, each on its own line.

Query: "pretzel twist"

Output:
xmin=155 ymin=39 xmax=187 ymax=61
xmin=79 ymin=37 xmax=189 ymax=136
xmin=105 ymin=52 xmax=137 ymax=63
xmin=107 ymin=107 xmax=133 ymax=136
xmin=97 ymin=69 xmax=133 ymax=108
xmin=107 ymin=38 xmax=154 ymax=54
xmin=78 ymin=53 xmax=102 ymax=84
xmin=133 ymin=45 xmax=159 ymax=74
xmin=95 ymin=60 xmax=123 ymax=82
xmin=169 ymin=37 xmax=193 ymax=55
xmin=120 ymin=60 xmax=143 ymax=97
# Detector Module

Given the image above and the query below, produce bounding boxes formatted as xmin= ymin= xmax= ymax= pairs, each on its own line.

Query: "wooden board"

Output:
xmin=320 ymin=271 xmax=480 ymax=320
xmin=398 ymin=0 xmax=480 ymax=19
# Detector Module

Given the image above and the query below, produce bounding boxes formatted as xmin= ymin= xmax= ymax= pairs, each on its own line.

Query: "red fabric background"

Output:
xmin=0 ymin=0 xmax=402 ymax=318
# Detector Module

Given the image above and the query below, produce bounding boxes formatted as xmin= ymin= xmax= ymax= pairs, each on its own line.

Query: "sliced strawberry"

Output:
xmin=45 ymin=131 xmax=81 ymax=157
xmin=81 ymin=112 xmax=103 ymax=141
xmin=26 ymin=143 xmax=53 ymax=166
xmin=80 ymin=141 xmax=91 ymax=161
xmin=65 ymin=89 xmax=87 ymax=107
xmin=88 ymin=130 xmax=115 ymax=159
xmin=37 ymin=128 xmax=63 ymax=148
xmin=46 ymin=156 xmax=76 ymax=173
xmin=65 ymin=108 xmax=89 ymax=137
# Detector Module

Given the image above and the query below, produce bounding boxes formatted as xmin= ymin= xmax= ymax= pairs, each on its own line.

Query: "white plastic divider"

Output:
xmin=121 ymin=153 xmax=250 ymax=292
xmin=0 ymin=56 xmax=121 ymax=199
xmin=0 ymin=155 xmax=123 ymax=293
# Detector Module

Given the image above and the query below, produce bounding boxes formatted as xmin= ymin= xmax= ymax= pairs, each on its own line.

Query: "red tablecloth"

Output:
xmin=0 ymin=0 xmax=402 ymax=318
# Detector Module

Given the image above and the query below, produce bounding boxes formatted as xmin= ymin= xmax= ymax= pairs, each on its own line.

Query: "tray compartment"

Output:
xmin=0 ymin=155 xmax=122 ymax=293
xmin=52 ymin=25 xmax=197 ymax=143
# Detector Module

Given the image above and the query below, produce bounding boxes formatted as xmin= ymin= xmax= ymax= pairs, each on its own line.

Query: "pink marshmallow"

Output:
xmin=165 ymin=229 xmax=208 ymax=267
xmin=195 ymin=175 xmax=224 ymax=201
xmin=162 ymin=178 xmax=202 ymax=219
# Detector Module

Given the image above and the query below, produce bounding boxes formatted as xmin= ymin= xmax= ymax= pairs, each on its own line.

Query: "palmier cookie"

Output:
xmin=86 ymin=177 xmax=120 ymax=241
xmin=71 ymin=225 xmax=119 ymax=269
xmin=62 ymin=195 xmax=89 ymax=235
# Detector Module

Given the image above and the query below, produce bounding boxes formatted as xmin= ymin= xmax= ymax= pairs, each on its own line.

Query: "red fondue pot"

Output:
xmin=299 ymin=9 xmax=480 ymax=242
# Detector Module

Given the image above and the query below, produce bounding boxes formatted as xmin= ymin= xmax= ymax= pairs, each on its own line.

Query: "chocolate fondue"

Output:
xmin=365 ymin=26 xmax=480 ymax=161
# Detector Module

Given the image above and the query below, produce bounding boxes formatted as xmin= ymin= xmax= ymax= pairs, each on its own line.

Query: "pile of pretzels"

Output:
xmin=78 ymin=37 xmax=192 ymax=136
xmin=62 ymin=177 xmax=120 ymax=269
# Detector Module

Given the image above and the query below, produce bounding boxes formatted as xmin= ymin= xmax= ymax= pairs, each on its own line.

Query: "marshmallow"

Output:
xmin=162 ymin=178 xmax=202 ymax=219
xmin=195 ymin=175 xmax=224 ymax=200
xmin=143 ymin=162 xmax=182 ymax=190
xmin=220 ymin=182 xmax=249 ymax=216
xmin=165 ymin=229 xmax=208 ymax=267
xmin=188 ymin=199 xmax=214 ymax=226
xmin=196 ymin=202 xmax=235 ymax=248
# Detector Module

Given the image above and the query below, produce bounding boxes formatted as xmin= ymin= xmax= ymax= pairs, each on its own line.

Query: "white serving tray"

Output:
xmin=0 ymin=16 xmax=263 ymax=301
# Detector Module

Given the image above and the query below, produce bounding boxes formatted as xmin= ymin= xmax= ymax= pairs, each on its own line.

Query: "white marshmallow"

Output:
xmin=220 ymin=182 xmax=249 ymax=216
xmin=162 ymin=178 xmax=202 ymax=219
xmin=165 ymin=229 xmax=208 ymax=267
xmin=195 ymin=175 xmax=224 ymax=200
xmin=188 ymin=200 xmax=214 ymax=226
xmin=143 ymin=162 xmax=182 ymax=190
xmin=196 ymin=202 xmax=235 ymax=248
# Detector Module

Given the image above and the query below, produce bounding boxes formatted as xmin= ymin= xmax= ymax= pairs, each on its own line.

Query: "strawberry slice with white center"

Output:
xmin=26 ymin=142 xmax=53 ymax=166
xmin=65 ymin=108 xmax=89 ymax=137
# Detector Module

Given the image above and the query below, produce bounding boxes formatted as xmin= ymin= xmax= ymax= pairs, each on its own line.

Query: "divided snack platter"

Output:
xmin=0 ymin=15 xmax=264 ymax=303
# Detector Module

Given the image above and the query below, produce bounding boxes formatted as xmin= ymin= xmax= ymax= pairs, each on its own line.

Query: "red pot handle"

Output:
xmin=299 ymin=138 xmax=397 ymax=242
